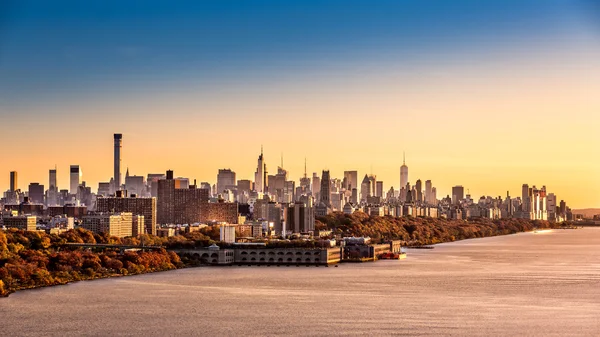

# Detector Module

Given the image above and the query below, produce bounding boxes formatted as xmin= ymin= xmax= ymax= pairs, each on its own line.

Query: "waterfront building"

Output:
xmin=220 ymin=225 xmax=236 ymax=243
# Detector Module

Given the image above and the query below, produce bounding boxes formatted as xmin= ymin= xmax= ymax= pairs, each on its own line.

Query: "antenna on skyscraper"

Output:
xmin=261 ymin=144 xmax=263 ymax=156
xmin=281 ymin=152 xmax=283 ymax=169
xmin=403 ymin=151 xmax=406 ymax=165
xmin=304 ymin=157 xmax=307 ymax=178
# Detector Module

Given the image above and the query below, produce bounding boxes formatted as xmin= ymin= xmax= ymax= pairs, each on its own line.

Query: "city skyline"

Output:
xmin=1 ymin=1 xmax=599 ymax=208
xmin=0 ymin=133 xmax=592 ymax=208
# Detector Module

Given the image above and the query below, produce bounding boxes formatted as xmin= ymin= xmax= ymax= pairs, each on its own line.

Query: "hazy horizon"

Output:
xmin=1 ymin=0 xmax=599 ymax=208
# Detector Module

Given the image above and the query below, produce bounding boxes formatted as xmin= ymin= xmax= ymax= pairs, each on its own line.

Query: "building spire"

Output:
xmin=261 ymin=144 xmax=263 ymax=156
xmin=403 ymin=151 xmax=405 ymax=165
xmin=304 ymin=157 xmax=307 ymax=178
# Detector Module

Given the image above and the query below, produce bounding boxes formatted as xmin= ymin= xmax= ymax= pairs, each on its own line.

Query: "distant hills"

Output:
xmin=572 ymin=209 xmax=600 ymax=218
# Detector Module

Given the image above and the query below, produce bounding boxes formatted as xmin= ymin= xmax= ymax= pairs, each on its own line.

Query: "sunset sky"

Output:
xmin=1 ymin=0 xmax=599 ymax=208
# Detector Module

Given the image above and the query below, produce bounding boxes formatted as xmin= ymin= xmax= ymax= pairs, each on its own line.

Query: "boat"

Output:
xmin=377 ymin=252 xmax=407 ymax=260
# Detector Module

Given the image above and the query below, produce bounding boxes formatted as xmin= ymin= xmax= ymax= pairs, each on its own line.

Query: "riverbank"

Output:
xmin=1 ymin=218 xmax=572 ymax=297
xmin=3 ymin=228 xmax=599 ymax=336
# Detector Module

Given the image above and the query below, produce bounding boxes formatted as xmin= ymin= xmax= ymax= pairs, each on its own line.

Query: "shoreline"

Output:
xmin=3 ymin=226 xmax=575 ymax=298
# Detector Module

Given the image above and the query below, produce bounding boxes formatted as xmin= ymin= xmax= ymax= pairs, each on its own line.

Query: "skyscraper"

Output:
xmin=114 ymin=133 xmax=122 ymax=192
xmin=343 ymin=170 xmax=358 ymax=191
xmin=217 ymin=169 xmax=236 ymax=194
xmin=311 ymin=173 xmax=321 ymax=199
xmin=425 ymin=180 xmax=432 ymax=204
xmin=376 ymin=181 xmax=383 ymax=198
xmin=400 ymin=152 xmax=408 ymax=191
xmin=415 ymin=179 xmax=423 ymax=203
xmin=254 ymin=146 xmax=266 ymax=193
xmin=9 ymin=171 xmax=17 ymax=192
xmin=320 ymin=170 xmax=331 ymax=207
xmin=49 ymin=168 xmax=57 ymax=189
xmin=47 ymin=168 xmax=58 ymax=206
xmin=360 ymin=174 xmax=371 ymax=202
xmin=28 ymin=183 xmax=44 ymax=204
xmin=452 ymin=185 xmax=465 ymax=205
xmin=70 ymin=165 xmax=81 ymax=195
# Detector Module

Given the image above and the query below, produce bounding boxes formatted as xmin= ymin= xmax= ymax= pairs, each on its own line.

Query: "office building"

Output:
xmin=254 ymin=147 xmax=267 ymax=193
xmin=400 ymin=153 xmax=408 ymax=192
xmin=415 ymin=179 xmax=422 ymax=203
xmin=452 ymin=186 xmax=465 ymax=205
xmin=284 ymin=200 xmax=315 ymax=234
xmin=360 ymin=174 xmax=371 ymax=202
xmin=217 ymin=169 xmax=236 ymax=194
xmin=28 ymin=183 xmax=44 ymax=204
xmin=70 ymin=165 xmax=81 ymax=195
xmin=425 ymin=180 xmax=433 ymax=204
xmin=343 ymin=171 xmax=358 ymax=191
xmin=376 ymin=181 xmax=383 ymax=198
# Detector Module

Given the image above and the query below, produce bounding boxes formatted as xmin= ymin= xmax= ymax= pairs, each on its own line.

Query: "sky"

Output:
xmin=1 ymin=0 xmax=600 ymax=208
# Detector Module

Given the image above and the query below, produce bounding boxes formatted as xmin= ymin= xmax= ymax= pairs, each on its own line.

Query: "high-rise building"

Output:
xmin=376 ymin=181 xmax=384 ymax=198
xmin=47 ymin=168 xmax=59 ymax=206
xmin=400 ymin=153 xmax=408 ymax=191
xmin=28 ymin=183 xmax=45 ymax=204
xmin=49 ymin=168 xmax=57 ymax=190
xmin=217 ymin=169 xmax=236 ymax=194
xmin=415 ymin=179 xmax=423 ymax=203
xmin=70 ymin=165 xmax=81 ymax=195
xmin=124 ymin=170 xmax=146 ymax=197
xmin=368 ymin=175 xmax=377 ymax=197
xmin=9 ymin=171 xmax=17 ymax=192
xmin=299 ymin=158 xmax=311 ymax=194
xmin=96 ymin=194 xmax=157 ymax=236
xmin=343 ymin=171 xmax=358 ymax=191
xmin=320 ymin=170 xmax=331 ymax=207
xmin=360 ymin=174 xmax=371 ymax=202
xmin=157 ymin=170 xmax=210 ymax=225
xmin=425 ymin=180 xmax=432 ymax=204
xmin=521 ymin=184 xmax=530 ymax=212
xmin=311 ymin=173 xmax=321 ymax=200
xmin=284 ymin=200 xmax=315 ymax=234
xmin=254 ymin=147 xmax=266 ymax=193
xmin=452 ymin=186 xmax=465 ymax=205
xmin=114 ymin=133 xmax=122 ymax=192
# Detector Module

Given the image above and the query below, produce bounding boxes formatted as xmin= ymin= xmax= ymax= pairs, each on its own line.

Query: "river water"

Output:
xmin=1 ymin=228 xmax=600 ymax=336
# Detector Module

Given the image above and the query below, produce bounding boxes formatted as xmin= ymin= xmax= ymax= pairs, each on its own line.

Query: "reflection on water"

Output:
xmin=1 ymin=228 xmax=600 ymax=336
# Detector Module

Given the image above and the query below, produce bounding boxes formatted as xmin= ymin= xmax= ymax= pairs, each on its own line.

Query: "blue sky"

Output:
xmin=1 ymin=1 xmax=600 ymax=208
xmin=1 ymin=0 xmax=596 ymax=107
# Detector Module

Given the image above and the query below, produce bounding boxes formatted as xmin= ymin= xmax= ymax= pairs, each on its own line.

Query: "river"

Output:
xmin=1 ymin=228 xmax=600 ymax=336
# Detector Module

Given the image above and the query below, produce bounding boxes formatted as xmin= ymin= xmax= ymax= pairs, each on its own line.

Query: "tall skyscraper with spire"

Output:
xmin=114 ymin=133 xmax=122 ymax=192
xmin=254 ymin=146 xmax=266 ymax=193
xmin=400 ymin=152 xmax=408 ymax=191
